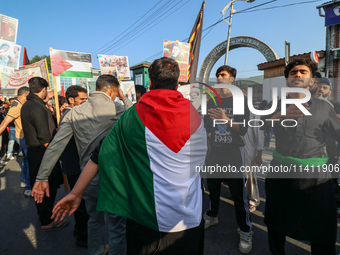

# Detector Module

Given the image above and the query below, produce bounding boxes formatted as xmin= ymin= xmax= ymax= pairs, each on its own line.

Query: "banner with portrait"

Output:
xmin=163 ymin=40 xmax=190 ymax=83
xmin=121 ymin=80 xmax=136 ymax=104
xmin=0 ymin=39 xmax=21 ymax=74
xmin=0 ymin=14 xmax=18 ymax=43
xmin=98 ymin=54 xmax=131 ymax=80
xmin=177 ymin=83 xmax=202 ymax=111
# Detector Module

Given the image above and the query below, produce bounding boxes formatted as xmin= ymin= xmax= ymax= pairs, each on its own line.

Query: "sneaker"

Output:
xmin=7 ymin=154 xmax=14 ymax=160
xmin=18 ymin=152 xmax=23 ymax=157
xmin=249 ymin=205 xmax=256 ymax=212
xmin=0 ymin=160 xmax=8 ymax=165
xmin=20 ymin=182 xmax=26 ymax=188
xmin=238 ymin=228 xmax=253 ymax=254
xmin=203 ymin=212 xmax=218 ymax=229
xmin=24 ymin=190 xmax=31 ymax=197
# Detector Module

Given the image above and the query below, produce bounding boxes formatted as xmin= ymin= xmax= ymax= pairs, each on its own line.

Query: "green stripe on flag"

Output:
xmin=97 ymin=106 xmax=159 ymax=231
xmin=58 ymin=70 xmax=92 ymax=78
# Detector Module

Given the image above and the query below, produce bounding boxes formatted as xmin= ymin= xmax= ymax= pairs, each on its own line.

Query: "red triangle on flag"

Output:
xmin=51 ymin=53 xmax=73 ymax=76
xmin=60 ymin=82 xmax=65 ymax=97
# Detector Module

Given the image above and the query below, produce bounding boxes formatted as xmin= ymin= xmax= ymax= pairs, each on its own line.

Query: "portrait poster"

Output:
xmin=120 ymin=80 xmax=136 ymax=104
xmin=163 ymin=40 xmax=190 ymax=83
xmin=0 ymin=14 xmax=18 ymax=43
xmin=178 ymin=83 xmax=202 ymax=111
xmin=98 ymin=55 xmax=131 ymax=80
xmin=0 ymin=39 xmax=21 ymax=73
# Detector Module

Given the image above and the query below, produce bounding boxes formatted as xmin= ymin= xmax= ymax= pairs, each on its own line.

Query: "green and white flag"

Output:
xmin=50 ymin=48 xmax=92 ymax=78
xmin=97 ymin=89 xmax=207 ymax=232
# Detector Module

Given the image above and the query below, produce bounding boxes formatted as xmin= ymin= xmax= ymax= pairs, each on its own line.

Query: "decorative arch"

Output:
xmin=198 ymin=36 xmax=279 ymax=82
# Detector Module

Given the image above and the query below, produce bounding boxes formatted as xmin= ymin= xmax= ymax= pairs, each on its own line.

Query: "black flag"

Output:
xmin=23 ymin=47 xmax=30 ymax=66
xmin=187 ymin=1 xmax=205 ymax=84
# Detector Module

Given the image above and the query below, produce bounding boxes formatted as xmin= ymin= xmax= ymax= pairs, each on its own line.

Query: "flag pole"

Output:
xmin=45 ymin=58 xmax=52 ymax=90
xmin=49 ymin=47 xmax=68 ymax=192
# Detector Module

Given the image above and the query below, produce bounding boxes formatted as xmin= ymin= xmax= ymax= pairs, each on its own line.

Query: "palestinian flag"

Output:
xmin=50 ymin=48 xmax=92 ymax=78
xmin=97 ymin=89 xmax=207 ymax=232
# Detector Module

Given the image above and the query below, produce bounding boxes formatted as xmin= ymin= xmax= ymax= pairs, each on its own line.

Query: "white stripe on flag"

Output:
xmin=67 ymin=61 xmax=92 ymax=72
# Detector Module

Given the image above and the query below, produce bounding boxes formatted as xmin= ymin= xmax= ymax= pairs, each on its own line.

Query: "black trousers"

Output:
xmin=27 ymin=147 xmax=62 ymax=226
xmin=206 ymin=178 xmax=251 ymax=232
xmin=268 ymin=226 xmax=336 ymax=255
xmin=126 ymin=218 xmax=204 ymax=255
xmin=67 ymin=174 xmax=89 ymax=242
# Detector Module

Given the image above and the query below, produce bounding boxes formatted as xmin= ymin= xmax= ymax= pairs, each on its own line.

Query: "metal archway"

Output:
xmin=198 ymin=36 xmax=279 ymax=82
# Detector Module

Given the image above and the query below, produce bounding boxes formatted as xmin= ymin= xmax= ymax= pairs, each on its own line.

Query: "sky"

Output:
xmin=1 ymin=0 xmax=329 ymax=79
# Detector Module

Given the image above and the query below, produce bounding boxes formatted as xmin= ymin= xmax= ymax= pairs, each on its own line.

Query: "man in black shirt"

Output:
xmin=21 ymin=77 xmax=67 ymax=231
xmin=203 ymin=65 xmax=252 ymax=254
xmin=264 ymin=59 xmax=340 ymax=255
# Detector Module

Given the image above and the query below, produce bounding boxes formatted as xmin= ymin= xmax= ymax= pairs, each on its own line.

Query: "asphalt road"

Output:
xmin=1 ymin=144 xmax=340 ymax=255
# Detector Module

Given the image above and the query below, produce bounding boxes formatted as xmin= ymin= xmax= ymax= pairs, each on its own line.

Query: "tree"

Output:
xmin=30 ymin=55 xmax=51 ymax=71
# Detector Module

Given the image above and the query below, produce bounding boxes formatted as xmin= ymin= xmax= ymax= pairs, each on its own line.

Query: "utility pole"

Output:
xmin=285 ymin=39 xmax=290 ymax=66
xmin=222 ymin=0 xmax=255 ymax=65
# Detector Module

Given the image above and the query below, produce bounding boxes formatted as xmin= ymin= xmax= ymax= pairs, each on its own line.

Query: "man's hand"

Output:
xmin=51 ymin=193 xmax=82 ymax=222
xmin=43 ymin=91 xmax=54 ymax=103
xmin=253 ymin=151 xmax=262 ymax=166
xmin=118 ymin=87 xmax=126 ymax=101
xmin=208 ymin=108 xmax=229 ymax=121
xmin=273 ymin=103 xmax=310 ymax=120
xmin=285 ymin=103 xmax=309 ymax=119
xmin=31 ymin=181 xmax=50 ymax=203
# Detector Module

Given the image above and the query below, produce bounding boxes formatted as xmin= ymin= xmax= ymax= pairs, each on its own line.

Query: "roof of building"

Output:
xmin=258 ymin=50 xmax=325 ymax=70
xmin=130 ymin=61 xmax=152 ymax=70
xmin=316 ymin=0 xmax=340 ymax=9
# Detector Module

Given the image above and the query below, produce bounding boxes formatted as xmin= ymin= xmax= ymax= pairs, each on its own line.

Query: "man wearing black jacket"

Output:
xmin=263 ymin=59 xmax=340 ymax=255
xmin=203 ymin=65 xmax=252 ymax=254
xmin=21 ymin=77 xmax=68 ymax=231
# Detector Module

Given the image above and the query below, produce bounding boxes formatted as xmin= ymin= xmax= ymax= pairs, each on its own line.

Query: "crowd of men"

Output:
xmin=2 ymin=57 xmax=340 ymax=255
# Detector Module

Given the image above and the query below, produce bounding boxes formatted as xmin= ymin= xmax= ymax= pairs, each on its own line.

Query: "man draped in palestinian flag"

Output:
xmin=51 ymin=57 xmax=207 ymax=255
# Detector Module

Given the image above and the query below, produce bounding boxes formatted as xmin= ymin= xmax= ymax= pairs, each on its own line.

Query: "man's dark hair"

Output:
xmin=17 ymin=86 xmax=29 ymax=96
xmin=216 ymin=65 xmax=237 ymax=79
xmin=284 ymin=58 xmax=317 ymax=78
xmin=58 ymin=96 xmax=67 ymax=107
xmin=135 ymin=85 xmax=146 ymax=95
xmin=66 ymin=85 xmax=88 ymax=104
xmin=148 ymin=57 xmax=179 ymax=90
xmin=28 ymin=77 xmax=49 ymax=93
xmin=314 ymin=71 xmax=322 ymax=79
xmin=9 ymin=97 xmax=16 ymax=102
xmin=96 ymin=74 xmax=119 ymax=91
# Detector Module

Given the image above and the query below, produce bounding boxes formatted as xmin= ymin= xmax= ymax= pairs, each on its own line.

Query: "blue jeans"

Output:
xmin=83 ymin=184 xmax=126 ymax=255
xmin=19 ymin=138 xmax=30 ymax=190
xmin=7 ymin=126 xmax=18 ymax=155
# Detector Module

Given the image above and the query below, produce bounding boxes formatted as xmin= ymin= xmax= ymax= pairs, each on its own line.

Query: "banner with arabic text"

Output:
xmin=0 ymin=59 xmax=49 ymax=96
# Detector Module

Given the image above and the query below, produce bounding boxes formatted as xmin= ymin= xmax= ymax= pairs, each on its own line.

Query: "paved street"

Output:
xmin=1 ymin=141 xmax=340 ymax=254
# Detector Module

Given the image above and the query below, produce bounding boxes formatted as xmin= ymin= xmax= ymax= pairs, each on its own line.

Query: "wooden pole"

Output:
xmin=50 ymin=47 xmax=67 ymax=192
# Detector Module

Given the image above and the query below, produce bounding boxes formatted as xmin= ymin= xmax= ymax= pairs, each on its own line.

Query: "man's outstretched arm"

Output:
xmin=51 ymin=159 xmax=99 ymax=222
xmin=0 ymin=116 xmax=13 ymax=135
xmin=31 ymin=121 xmax=74 ymax=203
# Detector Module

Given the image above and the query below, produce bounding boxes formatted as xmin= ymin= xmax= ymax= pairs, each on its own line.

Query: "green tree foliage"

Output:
xmin=29 ymin=55 xmax=51 ymax=70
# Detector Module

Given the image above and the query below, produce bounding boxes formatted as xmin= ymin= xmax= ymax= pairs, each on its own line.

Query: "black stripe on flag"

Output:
xmin=54 ymin=50 xmax=92 ymax=63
